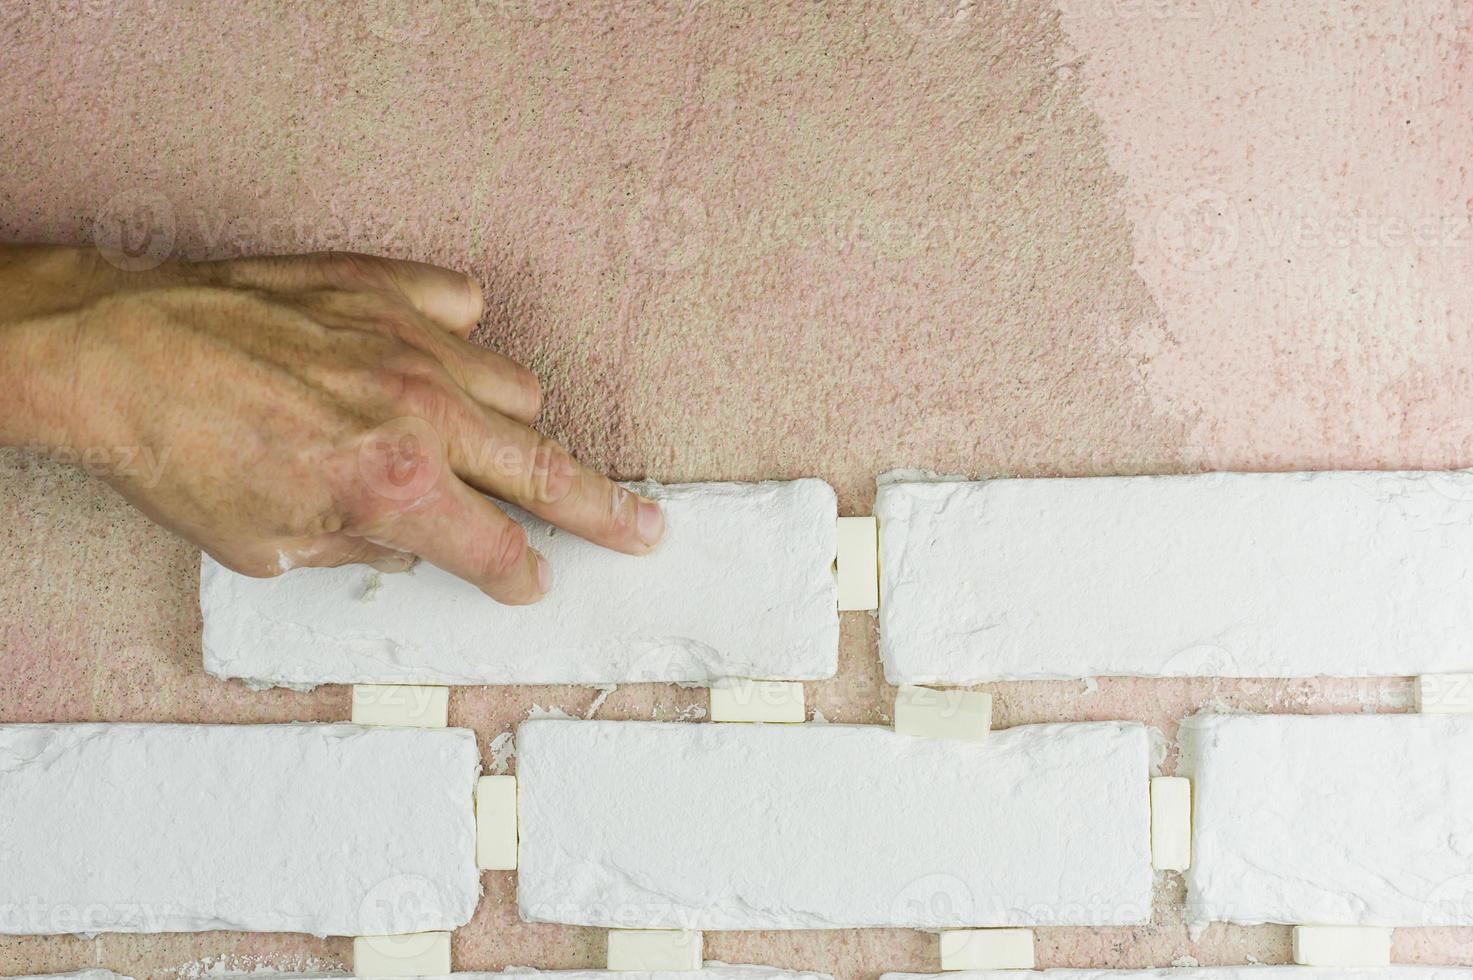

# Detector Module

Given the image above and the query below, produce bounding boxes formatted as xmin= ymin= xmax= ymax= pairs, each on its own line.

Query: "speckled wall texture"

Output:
xmin=1 ymin=0 xmax=1471 ymax=977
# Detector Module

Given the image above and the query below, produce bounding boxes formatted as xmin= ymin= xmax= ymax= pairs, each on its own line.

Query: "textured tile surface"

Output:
xmin=201 ymin=480 xmax=838 ymax=686
xmin=877 ymin=471 xmax=1473 ymax=682
xmin=517 ymin=719 xmax=1151 ymax=929
xmin=0 ymin=723 xmax=481 ymax=936
xmin=1183 ymin=713 xmax=1473 ymax=928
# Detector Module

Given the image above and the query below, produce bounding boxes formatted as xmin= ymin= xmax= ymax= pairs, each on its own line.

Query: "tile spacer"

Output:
xmin=836 ymin=515 xmax=879 ymax=611
xmin=893 ymin=685 xmax=991 ymax=742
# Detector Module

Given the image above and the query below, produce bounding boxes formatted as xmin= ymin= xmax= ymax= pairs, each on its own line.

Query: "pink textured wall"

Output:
xmin=2 ymin=0 xmax=1471 ymax=977
xmin=1057 ymin=0 xmax=1473 ymax=469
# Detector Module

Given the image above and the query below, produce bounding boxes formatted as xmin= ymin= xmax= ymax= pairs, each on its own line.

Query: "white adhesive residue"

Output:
xmin=877 ymin=470 xmax=1473 ymax=682
xmin=1182 ymin=713 xmax=1473 ymax=926
xmin=584 ymin=685 xmax=616 ymax=718
xmin=0 ymin=723 xmax=480 ymax=936
xmin=15 ymin=973 xmax=137 ymax=980
xmin=517 ymin=719 xmax=1151 ymax=930
xmin=202 ymin=480 xmax=838 ymax=687
xmin=171 ymin=953 xmax=341 ymax=979
xmin=1146 ymin=726 xmax=1170 ymax=776
xmin=488 ymin=731 xmax=517 ymax=774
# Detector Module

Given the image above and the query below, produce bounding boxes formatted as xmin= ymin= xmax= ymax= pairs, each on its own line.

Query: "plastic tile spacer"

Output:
xmin=836 ymin=515 xmax=880 ymax=611
xmin=1150 ymin=776 xmax=1192 ymax=871
xmin=1291 ymin=925 xmax=1392 ymax=966
xmin=709 ymin=678 xmax=806 ymax=723
xmin=606 ymin=929 xmax=703 ymax=971
xmin=1415 ymin=673 xmax=1473 ymax=713
xmin=938 ymin=928 xmax=1035 ymax=970
xmin=893 ymin=685 xmax=992 ymax=742
xmin=353 ymin=931 xmax=452 ymax=977
xmin=350 ymin=684 xmax=449 ymax=728
xmin=476 ymin=775 xmax=518 ymax=871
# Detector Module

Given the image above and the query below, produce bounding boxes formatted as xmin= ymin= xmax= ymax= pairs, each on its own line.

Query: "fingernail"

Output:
xmin=534 ymin=550 xmax=553 ymax=594
xmin=636 ymin=499 xmax=664 ymax=547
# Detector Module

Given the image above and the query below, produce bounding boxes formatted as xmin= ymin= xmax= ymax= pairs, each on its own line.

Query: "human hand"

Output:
xmin=0 ymin=245 xmax=663 ymax=604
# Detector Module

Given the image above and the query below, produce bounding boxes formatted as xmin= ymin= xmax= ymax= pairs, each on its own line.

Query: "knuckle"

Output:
xmin=384 ymin=347 xmax=439 ymax=382
xmin=462 ymin=275 xmax=486 ymax=324
xmin=481 ymin=520 xmax=528 ymax=580
xmin=299 ymin=506 xmax=346 ymax=538
xmin=517 ymin=366 xmax=544 ymax=416
xmin=295 ymin=286 xmax=360 ymax=325
xmin=317 ymin=250 xmax=382 ymax=287
xmin=526 ymin=436 xmax=576 ymax=505
xmin=346 ymin=414 xmax=446 ymax=515
xmin=395 ymin=380 xmax=442 ymax=420
xmin=378 ymin=353 xmax=449 ymax=411
xmin=607 ymin=482 xmax=638 ymax=535
xmin=371 ymin=305 xmax=430 ymax=344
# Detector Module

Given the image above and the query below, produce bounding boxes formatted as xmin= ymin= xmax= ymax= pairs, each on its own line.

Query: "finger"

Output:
xmin=374 ymin=256 xmax=485 ymax=338
xmin=361 ymin=474 xmax=552 ymax=605
xmin=441 ymin=402 xmax=664 ymax=556
xmin=414 ymin=327 xmax=543 ymax=424
xmin=208 ymin=252 xmax=486 ymax=337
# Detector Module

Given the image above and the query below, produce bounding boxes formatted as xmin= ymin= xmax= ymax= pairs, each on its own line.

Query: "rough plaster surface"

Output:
xmin=1056 ymin=0 xmax=1473 ymax=467
xmin=1 ymin=0 xmax=1470 ymax=977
